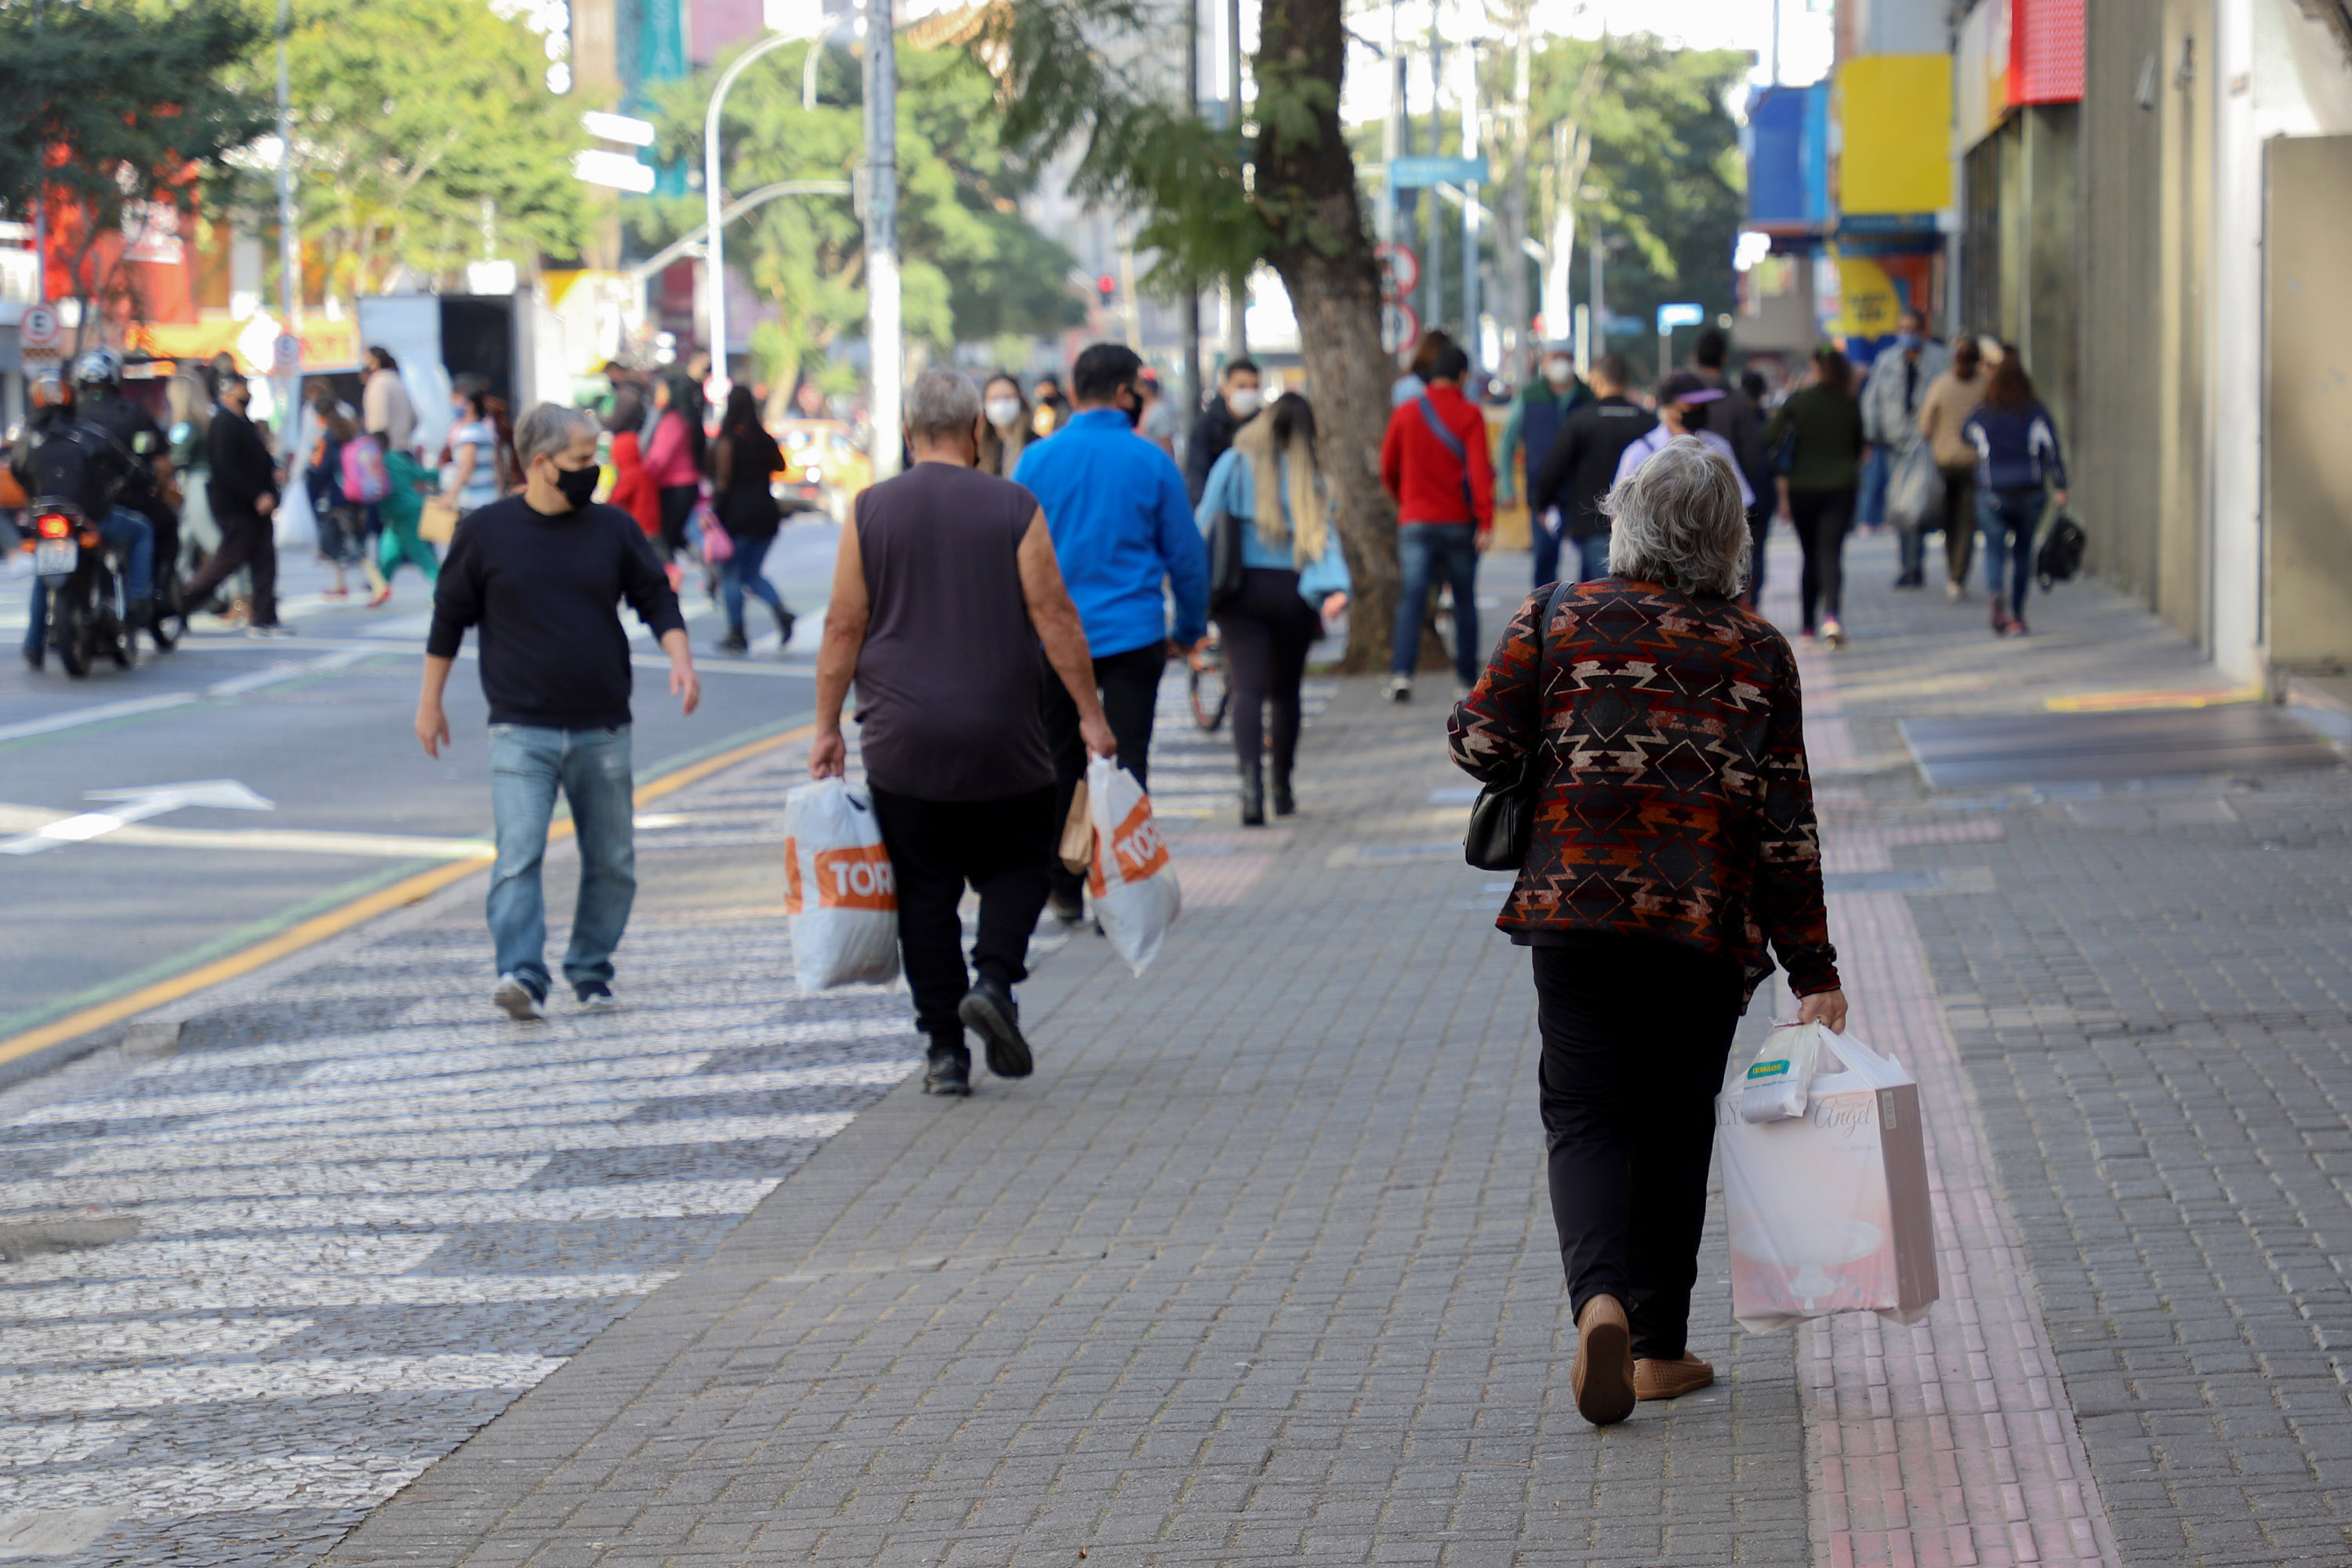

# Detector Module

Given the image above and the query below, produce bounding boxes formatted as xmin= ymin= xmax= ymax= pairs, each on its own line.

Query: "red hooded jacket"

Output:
xmin=1380 ymin=381 xmax=1495 ymax=531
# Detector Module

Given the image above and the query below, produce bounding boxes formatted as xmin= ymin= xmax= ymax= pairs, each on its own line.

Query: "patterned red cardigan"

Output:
xmin=1446 ymin=578 xmax=1841 ymax=1001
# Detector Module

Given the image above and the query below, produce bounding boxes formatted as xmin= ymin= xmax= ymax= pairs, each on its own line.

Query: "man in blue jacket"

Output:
xmin=1014 ymin=341 xmax=1210 ymax=921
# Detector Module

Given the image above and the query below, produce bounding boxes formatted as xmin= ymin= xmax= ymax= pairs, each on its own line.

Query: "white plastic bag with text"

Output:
xmin=1719 ymin=1027 xmax=1940 ymax=1333
xmin=1085 ymin=756 xmax=1182 ymax=975
xmin=782 ymin=779 xmax=901 ymax=993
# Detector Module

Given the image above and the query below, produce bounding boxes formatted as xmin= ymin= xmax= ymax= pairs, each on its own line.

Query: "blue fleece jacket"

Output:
xmin=1014 ymin=408 xmax=1210 ymax=657
xmin=1962 ymin=401 xmax=2067 ymax=492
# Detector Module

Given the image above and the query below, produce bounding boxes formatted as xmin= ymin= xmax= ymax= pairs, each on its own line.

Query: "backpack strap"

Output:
xmin=1415 ymin=395 xmax=1468 ymax=463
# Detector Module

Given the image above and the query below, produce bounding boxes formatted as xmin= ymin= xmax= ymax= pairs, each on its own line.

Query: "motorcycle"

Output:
xmin=23 ymin=495 xmax=132 ymax=677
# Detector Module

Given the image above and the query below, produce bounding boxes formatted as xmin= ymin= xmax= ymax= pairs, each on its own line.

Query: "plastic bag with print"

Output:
xmin=782 ymin=779 xmax=902 ymax=993
xmin=1718 ymin=1027 xmax=1940 ymax=1333
xmin=1084 ymin=755 xmax=1183 ymax=975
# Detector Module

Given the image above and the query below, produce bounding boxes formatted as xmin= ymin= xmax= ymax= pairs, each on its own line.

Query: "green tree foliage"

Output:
xmin=208 ymin=0 xmax=590 ymax=299
xmin=1500 ymin=35 xmax=1747 ymax=376
xmin=0 ymin=0 xmax=273 ymax=333
xmin=643 ymin=39 xmax=1082 ymax=389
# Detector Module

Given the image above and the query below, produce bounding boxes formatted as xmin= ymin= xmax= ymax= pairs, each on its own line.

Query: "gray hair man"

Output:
xmin=418 ymin=400 xmax=700 ymax=1021
xmin=811 ymin=367 xmax=1116 ymax=1098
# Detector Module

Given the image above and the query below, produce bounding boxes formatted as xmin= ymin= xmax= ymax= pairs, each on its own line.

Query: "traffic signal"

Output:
xmin=1097 ymin=274 xmax=1116 ymax=301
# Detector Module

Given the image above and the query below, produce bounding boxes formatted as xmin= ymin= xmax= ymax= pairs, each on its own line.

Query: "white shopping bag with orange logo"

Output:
xmin=1084 ymin=756 xmax=1182 ymax=975
xmin=1718 ymin=1027 xmax=1939 ymax=1333
xmin=782 ymin=779 xmax=901 ymax=993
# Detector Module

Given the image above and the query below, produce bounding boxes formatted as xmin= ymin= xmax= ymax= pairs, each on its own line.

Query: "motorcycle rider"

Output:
xmin=10 ymin=370 xmax=151 ymax=672
xmin=72 ymin=350 xmax=172 ymax=638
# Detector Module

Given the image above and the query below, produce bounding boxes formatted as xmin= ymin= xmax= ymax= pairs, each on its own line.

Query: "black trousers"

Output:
xmin=1743 ymin=500 xmax=1773 ymax=607
xmin=656 ymin=484 xmax=698 ymax=560
xmin=1940 ymin=469 xmax=1976 ymax=585
xmin=183 ymin=506 xmax=278 ymax=626
xmin=868 ymin=783 xmax=1057 ymax=1047
xmin=1042 ymin=641 xmax=1166 ymax=905
xmin=1533 ymin=935 xmax=1744 ymax=1360
xmin=1788 ymin=486 xmax=1855 ymax=632
xmin=1220 ymin=568 xmax=1319 ymax=777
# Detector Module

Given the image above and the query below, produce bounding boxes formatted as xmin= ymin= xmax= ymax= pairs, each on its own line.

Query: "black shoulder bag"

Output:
xmin=1463 ymin=579 xmax=1571 ymax=872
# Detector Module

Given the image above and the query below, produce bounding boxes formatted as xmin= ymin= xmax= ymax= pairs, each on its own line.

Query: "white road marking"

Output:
xmin=0 ymin=695 xmax=198 ymax=744
xmin=0 ymin=1158 xmax=549 ymax=1216
xmin=81 ymin=1180 xmax=782 ymax=1236
xmin=0 ymin=1271 xmax=677 ymax=1321
xmin=52 ymin=1112 xmax=858 ymax=1174
xmin=0 ymin=1354 xmax=564 ymax=1416
xmin=1 ymin=1232 xmax=444 ymax=1284
xmin=0 ymin=1454 xmax=435 ymax=1517
xmin=0 ymin=1422 xmax=150 ymax=1465
xmin=0 ymin=1320 xmax=309 ymax=1367
xmin=0 ymin=779 xmax=271 ymax=857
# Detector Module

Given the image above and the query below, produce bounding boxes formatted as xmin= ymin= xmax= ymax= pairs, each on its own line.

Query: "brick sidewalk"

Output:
xmin=7 ymin=533 xmax=2347 ymax=1566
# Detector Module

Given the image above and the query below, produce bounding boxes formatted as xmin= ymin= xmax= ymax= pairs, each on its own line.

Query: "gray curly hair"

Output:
xmin=1602 ymin=436 xmax=1751 ymax=598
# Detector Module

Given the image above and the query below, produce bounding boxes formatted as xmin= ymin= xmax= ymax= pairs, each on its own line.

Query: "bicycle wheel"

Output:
xmin=1189 ymin=657 xmax=1229 ymax=732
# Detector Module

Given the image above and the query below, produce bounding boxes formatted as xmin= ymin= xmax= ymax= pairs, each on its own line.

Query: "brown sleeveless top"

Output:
xmin=852 ymin=462 xmax=1054 ymax=801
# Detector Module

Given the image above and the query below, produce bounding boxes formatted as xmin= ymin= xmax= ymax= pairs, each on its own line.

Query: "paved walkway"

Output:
xmin=3 ymin=532 xmax=2348 ymax=1566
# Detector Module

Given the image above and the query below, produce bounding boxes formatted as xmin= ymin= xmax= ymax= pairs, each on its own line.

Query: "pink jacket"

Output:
xmin=644 ymin=409 xmax=702 ymax=488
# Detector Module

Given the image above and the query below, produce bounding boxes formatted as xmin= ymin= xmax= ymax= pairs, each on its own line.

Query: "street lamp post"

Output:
xmin=863 ymin=0 xmax=901 ymax=480
xmin=702 ymin=27 xmax=805 ymax=396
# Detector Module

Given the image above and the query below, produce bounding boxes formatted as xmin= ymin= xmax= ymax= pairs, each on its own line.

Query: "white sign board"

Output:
xmin=20 ymin=303 xmax=59 ymax=349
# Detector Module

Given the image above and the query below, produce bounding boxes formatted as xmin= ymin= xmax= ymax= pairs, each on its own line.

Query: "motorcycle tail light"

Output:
xmin=79 ymin=532 xmax=100 ymax=548
xmin=34 ymin=512 xmax=71 ymax=539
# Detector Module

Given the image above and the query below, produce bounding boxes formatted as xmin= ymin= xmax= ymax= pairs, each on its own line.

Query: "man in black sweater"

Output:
xmin=1529 ymin=354 xmax=1658 ymax=585
xmin=1183 ymin=356 xmax=1261 ymax=503
xmin=417 ymin=402 xmax=700 ymax=1020
xmin=184 ymin=373 xmax=288 ymax=635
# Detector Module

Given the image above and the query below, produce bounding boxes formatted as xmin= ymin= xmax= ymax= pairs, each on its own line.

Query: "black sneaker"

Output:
xmin=957 ymin=978 xmax=1033 ymax=1079
xmin=492 ymin=973 xmax=546 ymax=1021
xmin=574 ymin=981 xmax=617 ymax=1011
xmin=21 ymin=645 xmax=42 ymax=673
xmin=924 ymin=1044 xmax=971 ymax=1097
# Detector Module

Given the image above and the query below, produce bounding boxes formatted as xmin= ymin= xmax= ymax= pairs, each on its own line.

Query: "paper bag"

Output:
xmin=1718 ymin=1027 xmax=1938 ymax=1333
xmin=1059 ymin=779 xmax=1094 ymax=873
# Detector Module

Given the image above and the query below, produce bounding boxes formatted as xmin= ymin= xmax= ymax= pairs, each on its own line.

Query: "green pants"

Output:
xmin=378 ymin=450 xmax=440 ymax=584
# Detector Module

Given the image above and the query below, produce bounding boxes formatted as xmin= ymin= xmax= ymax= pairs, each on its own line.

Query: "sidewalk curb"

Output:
xmin=0 ymin=720 xmax=813 ymax=1090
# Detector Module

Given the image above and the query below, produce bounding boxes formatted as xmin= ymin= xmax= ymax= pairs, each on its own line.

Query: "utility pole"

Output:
xmin=1382 ymin=1 xmax=1404 ymax=249
xmin=1589 ymin=231 xmax=1606 ymax=366
xmin=1227 ymin=0 xmax=1247 ymax=356
xmin=1504 ymin=13 xmax=1530 ymax=368
xmin=274 ymin=0 xmax=298 ymax=433
xmin=864 ymin=0 xmax=902 ymax=479
xmin=1182 ymin=0 xmax=1201 ymax=429
xmin=1461 ymin=42 xmax=1479 ymax=371
xmin=1424 ymin=16 xmax=1443 ymax=336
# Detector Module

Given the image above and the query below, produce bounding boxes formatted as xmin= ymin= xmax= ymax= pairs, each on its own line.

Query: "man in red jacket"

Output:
xmin=1379 ymin=341 xmax=1494 ymax=701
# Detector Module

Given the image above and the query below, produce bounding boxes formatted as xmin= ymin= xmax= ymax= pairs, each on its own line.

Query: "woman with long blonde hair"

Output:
xmin=1192 ymin=391 xmax=1351 ymax=825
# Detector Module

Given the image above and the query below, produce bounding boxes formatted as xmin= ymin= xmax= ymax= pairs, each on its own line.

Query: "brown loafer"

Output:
xmin=1634 ymin=1353 xmax=1715 ymax=1401
xmin=1571 ymin=1294 xmax=1636 ymax=1425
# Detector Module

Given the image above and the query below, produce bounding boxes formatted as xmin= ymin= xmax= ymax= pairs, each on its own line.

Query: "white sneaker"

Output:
xmin=492 ymin=973 xmax=546 ymax=1021
xmin=1820 ymin=619 xmax=1846 ymax=650
xmin=1945 ymin=579 xmax=1964 ymax=601
xmin=1385 ymin=675 xmax=1412 ymax=703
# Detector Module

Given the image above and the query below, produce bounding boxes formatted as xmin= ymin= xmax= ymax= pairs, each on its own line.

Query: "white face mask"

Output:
xmin=1544 ymin=360 xmax=1576 ymax=388
xmin=985 ymin=397 xmax=1023 ymax=430
xmin=1227 ymin=387 xmax=1263 ymax=418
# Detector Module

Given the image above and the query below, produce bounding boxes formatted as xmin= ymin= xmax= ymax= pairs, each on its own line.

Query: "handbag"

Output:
xmin=418 ymin=496 xmax=459 ymax=545
xmin=1463 ymin=579 xmax=1571 ymax=872
xmin=697 ymin=499 xmax=735 ymax=564
xmin=1204 ymin=499 xmax=1246 ymax=612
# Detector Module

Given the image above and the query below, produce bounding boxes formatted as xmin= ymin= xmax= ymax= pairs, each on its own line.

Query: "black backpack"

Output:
xmin=2036 ymin=510 xmax=2085 ymax=591
xmin=14 ymin=419 xmax=117 ymax=517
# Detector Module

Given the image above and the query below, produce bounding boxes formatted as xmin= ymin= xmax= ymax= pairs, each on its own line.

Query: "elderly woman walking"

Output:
xmin=1447 ymin=437 xmax=1849 ymax=1428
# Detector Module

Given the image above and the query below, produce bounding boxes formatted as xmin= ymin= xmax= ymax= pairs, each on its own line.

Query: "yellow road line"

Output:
xmin=2045 ymin=687 xmax=2261 ymax=713
xmin=0 ymin=723 xmax=813 ymax=1071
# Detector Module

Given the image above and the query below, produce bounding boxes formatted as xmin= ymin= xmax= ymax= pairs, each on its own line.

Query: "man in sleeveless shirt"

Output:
xmin=811 ymin=369 xmax=1118 ymax=1098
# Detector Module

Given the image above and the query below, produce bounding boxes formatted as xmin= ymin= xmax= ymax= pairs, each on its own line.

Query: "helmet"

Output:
xmin=71 ymin=349 xmax=122 ymax=390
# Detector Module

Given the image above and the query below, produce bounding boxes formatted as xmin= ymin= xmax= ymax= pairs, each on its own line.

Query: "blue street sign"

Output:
xmin=1388 ymin=155 xmax=1490 ymax=189
xmin=1655 ymin=302 xmax=1707 ymax=332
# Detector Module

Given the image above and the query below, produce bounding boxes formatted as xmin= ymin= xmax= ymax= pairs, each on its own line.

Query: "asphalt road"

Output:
xmin=0 ymin=517 xmax=840 ymax=1044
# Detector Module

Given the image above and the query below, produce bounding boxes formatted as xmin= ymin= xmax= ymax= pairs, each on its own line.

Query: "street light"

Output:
xmin=703 ymin=27 xmax=811 ymax=398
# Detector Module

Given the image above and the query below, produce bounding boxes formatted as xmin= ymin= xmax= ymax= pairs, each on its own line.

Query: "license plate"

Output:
xmin=33 ymin=540 xmax=75 ymax=577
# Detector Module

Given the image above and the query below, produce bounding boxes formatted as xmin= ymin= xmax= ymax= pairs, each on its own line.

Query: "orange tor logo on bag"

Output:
xmin=1108 ymin=800 xmax=1168 ymax=881
xmin=815 ymin=844 xmax=896 ymax=910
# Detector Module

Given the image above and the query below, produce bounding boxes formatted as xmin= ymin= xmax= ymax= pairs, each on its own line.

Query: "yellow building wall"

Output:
xmin=1838 ymin=55 xmax=1955 ymax=215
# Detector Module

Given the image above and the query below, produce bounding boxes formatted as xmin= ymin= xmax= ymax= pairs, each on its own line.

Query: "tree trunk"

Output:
xmin=1254 ymin=0 xmax=1399 ymax=672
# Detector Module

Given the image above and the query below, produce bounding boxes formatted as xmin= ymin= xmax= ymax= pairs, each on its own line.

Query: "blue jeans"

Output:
xmin=1977 ymin=487 xmax=2045 ymax=619
xmin=719 ymin=530 xmax=785 ymax=632
xmin=487 ymin=724 xmax=637 ymax=994
xmin=1534 ymin=528 xmax=1611 ymax=590
xmin=1857 ymin=443 xmax=1890 ymax=530
xmin=1392 ymin=522 xmax=1481 ymax=683
xmin=23 ymin=508 xmax=154 ymax=654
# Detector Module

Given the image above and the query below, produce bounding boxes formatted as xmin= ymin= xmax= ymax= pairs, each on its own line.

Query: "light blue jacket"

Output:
xmin=1195 ymin=446 xmax=1352 ymax=605
xmin=1012 ymin=408 xmax=1210 ymax=656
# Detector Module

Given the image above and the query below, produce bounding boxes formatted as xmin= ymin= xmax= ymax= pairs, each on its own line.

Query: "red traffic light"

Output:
xmin=1097 ymin=274 xmax=1116 ymax=296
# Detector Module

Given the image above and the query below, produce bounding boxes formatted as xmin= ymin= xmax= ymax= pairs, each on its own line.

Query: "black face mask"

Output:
xmin=1121 ymin=387 xmax=1143 ymax=430
xmin=553 ymin=463 xmax=600 ymax=510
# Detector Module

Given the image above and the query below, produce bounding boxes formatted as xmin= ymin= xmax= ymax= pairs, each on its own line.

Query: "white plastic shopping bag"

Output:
xmin=1738 ymin=1022 xmax=1824 ymax=1123
xmin=1718 ymin=1026 xmax=1939 ymax=1333
xmin=782 ymin=779 xmax=901 ymax=993
xmin=1085 ymin=756 xmax=1182 ymax=975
